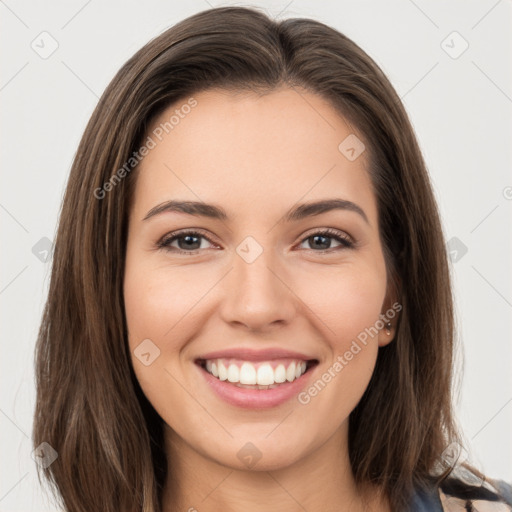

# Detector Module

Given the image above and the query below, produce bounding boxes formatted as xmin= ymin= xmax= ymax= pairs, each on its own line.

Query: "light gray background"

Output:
xmin=1 ymin=1 xmax=511 ymax=510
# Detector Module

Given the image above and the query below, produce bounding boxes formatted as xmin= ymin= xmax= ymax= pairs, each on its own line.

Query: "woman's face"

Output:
xmin=124 ymin=86 xmax=396 ymax=471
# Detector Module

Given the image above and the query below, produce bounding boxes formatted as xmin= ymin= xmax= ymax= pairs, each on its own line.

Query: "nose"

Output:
xmin=218 ymin=246 xmax=296 ymax=333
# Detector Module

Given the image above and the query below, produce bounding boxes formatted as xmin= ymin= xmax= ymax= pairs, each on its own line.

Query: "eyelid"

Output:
xmin=299 ymin=226 xmax=354 ymax=244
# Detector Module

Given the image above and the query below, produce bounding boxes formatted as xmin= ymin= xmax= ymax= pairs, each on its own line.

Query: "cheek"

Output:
xmin=295 ymin=260 xmax=387 ymax=347
xmin=291 ymin=263 xmax=386 ymax=415
xmin=327 ymin=279 xmax=385 ymax=344
xmin=123 ymin=257 xmax=218 ymax=404
xmin=123 ymin=261 xmax=194 ymax=421
xmin=124 ymin=261 xmax=204 ymax=345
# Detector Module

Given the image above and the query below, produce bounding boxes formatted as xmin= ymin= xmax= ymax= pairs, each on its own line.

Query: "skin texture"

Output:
xmin=123 ymin=87 xmax=397 ymax=512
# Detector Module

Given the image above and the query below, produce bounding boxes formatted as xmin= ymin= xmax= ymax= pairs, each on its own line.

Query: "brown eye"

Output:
xmin=157 ymin=230 xmax=217 ymax=254
xmin=298 ymin=229 xmax=354 ymax=252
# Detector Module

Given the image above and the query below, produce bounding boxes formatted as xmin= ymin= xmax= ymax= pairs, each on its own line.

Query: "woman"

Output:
xmin=33 ymin=6 xmax=512 ymax=512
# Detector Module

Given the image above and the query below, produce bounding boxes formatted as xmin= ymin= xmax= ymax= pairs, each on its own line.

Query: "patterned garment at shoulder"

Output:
xmin=411 ymin=465 xmax=512 ymax=511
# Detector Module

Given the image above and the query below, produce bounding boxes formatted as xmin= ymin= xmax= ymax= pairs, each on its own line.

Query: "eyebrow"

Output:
xmin=142 ymin=198 xmax=369 ymax=224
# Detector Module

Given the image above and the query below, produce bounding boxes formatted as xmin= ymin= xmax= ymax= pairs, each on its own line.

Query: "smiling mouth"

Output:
xmin=196 ymin=358 xmax=319 ymax=390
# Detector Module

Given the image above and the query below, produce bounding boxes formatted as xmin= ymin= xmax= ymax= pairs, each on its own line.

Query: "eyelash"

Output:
xmin=156 ymin=228 xmax=355 ymax=255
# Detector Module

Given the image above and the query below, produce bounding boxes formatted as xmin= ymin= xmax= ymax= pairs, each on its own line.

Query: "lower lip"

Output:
xmin=197 ymin=363 xmax=317 ymax=409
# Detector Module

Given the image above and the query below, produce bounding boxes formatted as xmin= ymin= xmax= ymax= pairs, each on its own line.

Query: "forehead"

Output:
xmin=132 ymin=87 xmax=377 ymax=225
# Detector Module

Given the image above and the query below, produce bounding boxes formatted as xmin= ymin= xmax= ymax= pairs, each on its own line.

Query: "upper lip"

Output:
xmin=196 ymin=347 xmax=318 ymax=362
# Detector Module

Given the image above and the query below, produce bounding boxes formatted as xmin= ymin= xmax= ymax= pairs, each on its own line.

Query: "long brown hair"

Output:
xmin=33 ymin=6 xmax=472 ymax=511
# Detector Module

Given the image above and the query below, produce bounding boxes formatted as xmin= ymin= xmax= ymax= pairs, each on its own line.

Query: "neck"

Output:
xmin=161 ymin=422 xmax=390 ymax=512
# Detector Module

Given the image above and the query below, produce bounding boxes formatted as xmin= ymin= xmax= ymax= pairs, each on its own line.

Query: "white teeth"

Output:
xmin=227 ymin=364 xmax=239 ymax=383
xmin=239 ymin=362 xmax=257 ymax=384
xmin=203 ymin=358 xmax=309 ymax=385
xmin=295 ymin=362 xmax=306 ymax=378
xmin=218 ymin=361 xmax=228 ymax=381
xmin=286 ymin=362 xmax=296 ymax=382
xmin=256 ymin=364 xmax=274 ymax=385
xmin=274 ymin=364 xmax=286 ymax=383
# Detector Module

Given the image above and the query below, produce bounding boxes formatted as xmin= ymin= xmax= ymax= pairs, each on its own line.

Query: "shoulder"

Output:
xmin=438 ymin=465 xmax=512 ymax=512
xmin=410 ymin=465 xmax=512 ymax=512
